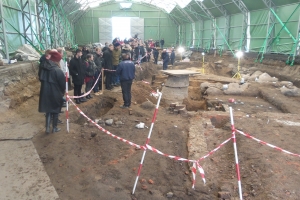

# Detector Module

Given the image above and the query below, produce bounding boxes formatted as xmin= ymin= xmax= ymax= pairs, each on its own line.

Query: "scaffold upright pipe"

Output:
xmin=132 ymin=90 xmax=162 ymax=194
xmin=65 ymin=61 xmax=69 ymax=132
xmin=229 ymin=107 xmax=243 ymax=200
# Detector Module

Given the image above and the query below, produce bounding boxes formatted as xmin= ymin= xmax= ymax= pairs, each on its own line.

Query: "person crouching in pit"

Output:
xmin=84 ymin=54 xmax=95 ymax=99
xmin=117 ymin=53 xmax=136 ymax=109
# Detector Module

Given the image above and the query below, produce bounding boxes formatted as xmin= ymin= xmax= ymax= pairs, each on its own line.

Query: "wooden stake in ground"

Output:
xmin=101 ymin=68 xmax=104 ymax=94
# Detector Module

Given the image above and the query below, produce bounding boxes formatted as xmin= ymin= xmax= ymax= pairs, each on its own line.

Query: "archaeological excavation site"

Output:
xmin=1 ymin=0 xmax=300 ymax=200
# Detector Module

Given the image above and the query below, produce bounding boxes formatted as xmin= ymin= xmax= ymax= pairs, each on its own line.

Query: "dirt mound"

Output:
xmin=131 ymin=81 xmax=160 ymax=105
xmin=135 ymin=62 xmax=159 ymax=81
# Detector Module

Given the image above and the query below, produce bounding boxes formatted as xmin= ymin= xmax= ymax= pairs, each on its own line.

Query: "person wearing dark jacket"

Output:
xmin=161 ymin=49 xmax=169 ymax=70
xmin=170 ymin=49 xmax=175 ymax=65
xmin=84 ymin=54 xmax=95 ymax=99
xmin=38 ymin=49 xmax=52 ymax=78
xmin=69 ymin=49 xmax=87 ymax=104
xmin=102 ymin=44 xmax=114 ymax=90
xmin=81 ymin=46 xmax=89 ymax=61
xmin=116 ymin=53 xmax=135 ymax=108
xmin=153 ymin=48 xmax=159 ymax=64
xmin=160 ymin=38 xmax=165 ymax=49
xmin=38 ymin=51 xmax=65 ymax=133
xmin=93 ymin=47 xmax=103 ymax=95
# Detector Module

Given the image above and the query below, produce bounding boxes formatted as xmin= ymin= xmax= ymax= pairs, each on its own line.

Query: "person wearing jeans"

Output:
xmin=112 ymin=43 xmax=121 ymax=86
xmin=116 ymin=53 xmax=135 ymax=108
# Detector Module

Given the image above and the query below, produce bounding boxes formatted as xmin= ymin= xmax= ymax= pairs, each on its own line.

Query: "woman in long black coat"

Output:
xmin=38 ymin=51 xmax=66 ymax=133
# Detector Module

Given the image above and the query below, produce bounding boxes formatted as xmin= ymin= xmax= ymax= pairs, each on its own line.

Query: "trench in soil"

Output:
xmin=3 ymin=52 xmax=300 ymax=199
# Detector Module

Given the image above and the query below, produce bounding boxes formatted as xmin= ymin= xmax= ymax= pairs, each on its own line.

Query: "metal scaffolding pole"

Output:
xmin=20 ymin=0 xmax=34 ymax=45
xmin=36 ymin=0 xmax=48 ymax=49
xmin=0 ymin=0 xmax=9 ymax=59
xmin=262 ymin=0 xmax=276 ymax=53
xmin=194 ymin=1 xmax=215 ymax=51
xmin=210 ymin=0 xmax=230 ymax=50
xmin=231 ymin=0 xmax=249 ymax=51
xmin=176 ymin=6 xmax=194 ymax=47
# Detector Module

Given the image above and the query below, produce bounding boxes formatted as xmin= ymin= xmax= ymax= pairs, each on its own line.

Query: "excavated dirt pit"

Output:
xmin=1 ymin=52 xmax=300 ymax=199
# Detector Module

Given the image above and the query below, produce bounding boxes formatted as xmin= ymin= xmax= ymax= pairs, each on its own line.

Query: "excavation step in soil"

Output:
xmin=1 ymin=52 xmax=300 ymax=199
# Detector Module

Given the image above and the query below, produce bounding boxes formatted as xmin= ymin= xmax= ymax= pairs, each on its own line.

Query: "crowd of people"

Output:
xmin=38 ymin=36 xmax=176 ymax=134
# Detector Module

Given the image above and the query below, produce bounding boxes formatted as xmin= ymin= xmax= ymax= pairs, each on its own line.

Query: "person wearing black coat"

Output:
xmin=134 ymin=45 xmax=140 ymax=61
xmin=161 ymin=49 xmax=169 ymax=70
xmin=84 ymin=54 xmax=95 ymax=99
xmin=102 ymin=44 xmax=114 ymax=90
xmin=69 ymin=49 xmax=87 ymax=104
xmin=170 ymin=49 xmax=175 ymax=65
xmin=160 ymin=38 xmax=165 ymax=49
xmin=153 ymin=48 xmax=159 ymax=64
xmin=93 ymin=47 xmax=103 ymax=95
xmin=38 ymin=51 xmax=65 ymax=133
xmin=81 ymin=46 xmax=89 ymax=61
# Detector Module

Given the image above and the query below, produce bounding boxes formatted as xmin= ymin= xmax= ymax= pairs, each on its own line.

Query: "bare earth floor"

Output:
xmin=1 ymin=53 xmax=300 ymax=199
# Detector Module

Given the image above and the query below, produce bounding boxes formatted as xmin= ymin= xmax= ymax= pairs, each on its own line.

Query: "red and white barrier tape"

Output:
xmin=142 ymin=80 xmax=150 ymax=84
xmin=67 ymin=93 xmax=247 ymax=192
xmin=103 ymin=69 xmax=116 ymax=72
xmin=236 ymin=129 xmax=300 ymax=158
xmin=230 ymin=107 xmax=243 ymax=200
xmin=68 ymin=97 xmax=145 ymax=150
xmin=68 ymin=71 xmax=102 ymax=99
xmin=65 ymin=68 xmax=69 ymax=133
xmin=198 ymin=136 xmax=233 ymax=161
xmin=140 ymin=80 xmax=159 ymax=99
xmin=146 ymin=144 xmax=195 ymax=162
xmin=145 ymin=144 xmax=206 ymax=187
xmin=132 ymin=90 xmax=163 ymax=194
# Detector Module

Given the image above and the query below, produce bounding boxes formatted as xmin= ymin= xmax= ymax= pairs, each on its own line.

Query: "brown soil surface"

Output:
xmin=2 ymin=52 xmax=300 ymax=199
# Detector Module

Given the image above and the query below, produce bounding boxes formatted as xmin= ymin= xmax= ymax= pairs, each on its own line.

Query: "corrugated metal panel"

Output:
xmin=130 ymin=18 xmax=144 ymax=40
xmin=99 ymin=18 xmax=112 ymax=45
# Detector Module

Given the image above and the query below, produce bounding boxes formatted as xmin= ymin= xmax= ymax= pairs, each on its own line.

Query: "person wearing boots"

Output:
xmin=84 ymin=54 xmax=95 ymax=99
xmin=116 ymin=53 xmax=135 ymax=108
xmin=38 ymin=50 xmax=66 ymax=133
xmin=69 ymin=49 xmax=87 ymax=104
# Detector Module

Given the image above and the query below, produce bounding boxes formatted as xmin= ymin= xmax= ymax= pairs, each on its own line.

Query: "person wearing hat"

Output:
xmin=38 ymin=50 xmax=66 ymax=133
xmin=69 ymin=49 xmax=87 ymax=104
xmin=112 ymin=42 xmax=121 ymax=86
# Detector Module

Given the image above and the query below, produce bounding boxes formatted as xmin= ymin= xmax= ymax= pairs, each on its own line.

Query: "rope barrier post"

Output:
xmin=65 ymin=61 xmax=69 ymax=132
xmin=101 ymin=68 xmax=104 ymax=94
xmin=132 ymin=90 xmax=163 ymax=194
xmin=229 ymin=107 xmax=243 ymax=200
